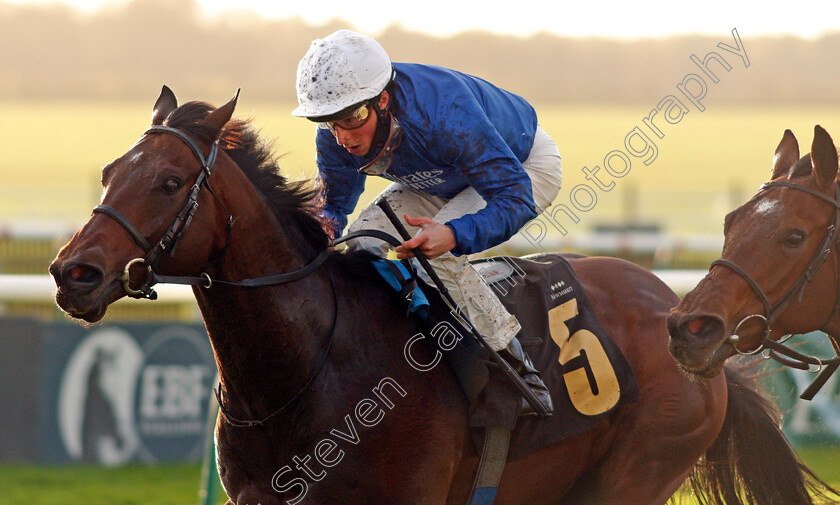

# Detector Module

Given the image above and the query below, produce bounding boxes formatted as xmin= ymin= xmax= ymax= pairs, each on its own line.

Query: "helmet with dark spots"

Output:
xmin=292 ymin=30 xmax=393 ymax=119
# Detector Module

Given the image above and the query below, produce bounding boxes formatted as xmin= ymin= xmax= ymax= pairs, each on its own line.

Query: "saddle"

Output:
xmin=374 ymin=252 xmax=639 ymax=460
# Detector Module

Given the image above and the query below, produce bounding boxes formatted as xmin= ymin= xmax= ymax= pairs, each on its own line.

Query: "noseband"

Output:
xmin=711 ymin=180 xmax=840 ymax=399
xmin=93 ymin=125 xmax=228 ymax=299
xmin=91 ymin=123 xmax=418 ymax=427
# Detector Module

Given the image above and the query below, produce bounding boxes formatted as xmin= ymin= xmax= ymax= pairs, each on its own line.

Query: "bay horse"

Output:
xmin=50 ymin=87 xmax=829 ymax=504
xmin=668 ymin=126 xmax=840 ymax=379
xmin=668 ymin=125 xmax=840 ymax=502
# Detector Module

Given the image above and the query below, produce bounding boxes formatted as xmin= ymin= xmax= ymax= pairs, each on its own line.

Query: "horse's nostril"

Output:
xmin=68 ymin=265 xmax=89 ymax=281
xmin=680 ymin=316 xmax=725 ymax=342
xmin=687 ymin=318 xmax=706 ymax=336
xmin=60 ymin=262 xmax=104 ymax=293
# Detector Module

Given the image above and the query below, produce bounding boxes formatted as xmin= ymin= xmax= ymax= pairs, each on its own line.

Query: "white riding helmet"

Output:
xmin=292 ymin=29 xmax=393 ymax=119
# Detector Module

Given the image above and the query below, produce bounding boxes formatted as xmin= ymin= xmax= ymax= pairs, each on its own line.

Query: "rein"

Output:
xmin=214 ymin=265 xmax=339 ymax=428
xmin=208 ymin=230 xmax=404 ymax=428
xmin=711 ymin=180 xmax=840 ymax=399
xmin=95 ymin=125 xmax=407 ymax=298
xmin=94 ymin=123 xmax=410 ymax=427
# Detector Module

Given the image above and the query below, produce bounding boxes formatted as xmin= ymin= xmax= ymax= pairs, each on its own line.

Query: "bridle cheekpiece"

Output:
xmin=711 ymin=180 xmax=840 ymax=399
xmin=93 ymin=125 xmax=224 ymax=299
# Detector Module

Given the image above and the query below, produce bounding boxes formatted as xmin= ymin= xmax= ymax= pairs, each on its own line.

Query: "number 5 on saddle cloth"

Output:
xmin=371 ymin=253 xmax=640 ymax=457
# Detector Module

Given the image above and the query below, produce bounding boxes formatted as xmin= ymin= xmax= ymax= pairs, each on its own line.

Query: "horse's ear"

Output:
xmin=771 ymin=129 xmax=799 ymax=180
xmin=810 ymin=125 xmax=839 ymax=188
xmin=151 ymin=85 xmax=178 ymax=126
xmin=201 ymin=89 xmax=240 ymax=135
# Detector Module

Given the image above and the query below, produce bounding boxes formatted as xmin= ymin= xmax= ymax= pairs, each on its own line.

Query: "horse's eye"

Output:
xmin=162 ymin=178 xmax=182 ymax=195
xmin=784 ymin=230 xmax=806 ymax=248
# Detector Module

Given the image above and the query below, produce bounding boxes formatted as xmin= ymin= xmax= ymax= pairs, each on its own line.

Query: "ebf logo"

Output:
xmin=58 ymin=325 xmax=214 ymax=464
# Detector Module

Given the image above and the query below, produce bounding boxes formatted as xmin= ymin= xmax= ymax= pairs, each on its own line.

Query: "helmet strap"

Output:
xmin=370 ymin=91 xmax=392 ymax=151
xmin=366 ymin=67 xmax=397 ymax=157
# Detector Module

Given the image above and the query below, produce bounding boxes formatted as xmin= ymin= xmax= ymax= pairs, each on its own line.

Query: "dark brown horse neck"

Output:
xmin=191 ymin=156 xmax=338 ymax=422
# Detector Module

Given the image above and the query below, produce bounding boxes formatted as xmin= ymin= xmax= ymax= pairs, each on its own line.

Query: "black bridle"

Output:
xmin=93 ymin=122 xmax=410 ymax=425
xmin=710 ymin=180 xmax=840 ymax=399
xmin=95 ymin=125 xmax=403 ymax=299
xmin=93 ymin=125 xmax=230 ymax=299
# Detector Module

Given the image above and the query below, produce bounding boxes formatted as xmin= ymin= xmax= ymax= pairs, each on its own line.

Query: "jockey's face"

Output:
xmin=331 ymin=92 xmax=389 ymax=157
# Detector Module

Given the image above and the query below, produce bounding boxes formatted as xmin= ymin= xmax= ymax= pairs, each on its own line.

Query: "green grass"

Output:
xmin=5 ymin=100 xmax=840 ymax=234
xmin=801 ymin=445 xmax=840 ymax=477
xmin=2 ymin=446 xmax=838 ymax=505
xmin=0 ymin=463 xmax=226 ymax=505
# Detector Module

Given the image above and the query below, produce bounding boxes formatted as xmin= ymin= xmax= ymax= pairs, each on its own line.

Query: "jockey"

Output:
xmin=293 ymin=29 xmax=562 ymax=416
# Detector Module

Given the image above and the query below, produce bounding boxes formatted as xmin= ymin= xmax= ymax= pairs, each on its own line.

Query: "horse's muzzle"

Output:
xmin=667 ymin=312 xmax=728 ymax=373
xmin=49 ymin=258 xmax=114 ymax=322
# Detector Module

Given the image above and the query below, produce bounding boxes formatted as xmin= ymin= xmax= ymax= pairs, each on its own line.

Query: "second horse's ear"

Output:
xmin=810 ymin=125 xmax=839 ymax=188
xmin=771 ymin=129 xmax=799 ymax=180
xmin=201 ymin=89 xmax=240 ymax=135
xmin=151 ymin=85 xmax=178 ymax=126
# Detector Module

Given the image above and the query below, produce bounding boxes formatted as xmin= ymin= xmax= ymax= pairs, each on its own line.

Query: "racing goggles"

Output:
xmin=358 ymin=115 xmax=403 ymax=176
xmin=317 ymin=102 xmax=373 ymax=132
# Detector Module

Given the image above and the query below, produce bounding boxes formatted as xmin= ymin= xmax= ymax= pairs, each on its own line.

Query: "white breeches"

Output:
xmin=346 ymin=126 xmax=562 ymax=350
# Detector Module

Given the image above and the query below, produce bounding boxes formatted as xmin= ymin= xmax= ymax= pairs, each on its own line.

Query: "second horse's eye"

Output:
xmin=784 ymin=230 xmax=806 ymax=248
xmin=163 ymin=178 xmax=182 ymax=194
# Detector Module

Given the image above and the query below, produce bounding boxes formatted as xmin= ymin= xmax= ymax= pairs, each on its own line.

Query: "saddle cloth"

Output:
xmin=374 ymin=252 xmax=639 ymax=461
xmin=472 ymin=253 xmax=639 ymax=460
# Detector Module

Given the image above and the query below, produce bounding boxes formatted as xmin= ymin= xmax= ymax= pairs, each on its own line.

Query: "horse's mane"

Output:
xmin=164 ymin=101 xmax=331 ymax=251
xmin=162 ymin=101 xmax=380 ymax=276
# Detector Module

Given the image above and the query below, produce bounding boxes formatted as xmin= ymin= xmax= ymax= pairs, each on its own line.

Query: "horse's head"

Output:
xmin=50 ymin=86 xmax=239 ymax=322
xmin=668 ymin=125 xmax=840 ymax=377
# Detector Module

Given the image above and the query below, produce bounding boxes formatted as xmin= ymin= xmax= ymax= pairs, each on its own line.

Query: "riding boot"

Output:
xmin=497 ymin=338 xmax=554 ymax=417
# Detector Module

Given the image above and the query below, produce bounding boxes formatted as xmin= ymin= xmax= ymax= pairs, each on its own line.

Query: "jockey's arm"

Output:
xmin=424 ymin=95 xmax=537 ymax=256
xmin=315 ymin=129 xmax=367 ymax=237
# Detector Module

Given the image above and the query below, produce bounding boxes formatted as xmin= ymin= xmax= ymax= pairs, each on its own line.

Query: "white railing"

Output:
xmin=0 ymin=275 xmax=196 ymax=303
xmin=505 ymin=232 xmax=723 ymax=254
xmin=0 ymin=270 xmax=707 ymax=304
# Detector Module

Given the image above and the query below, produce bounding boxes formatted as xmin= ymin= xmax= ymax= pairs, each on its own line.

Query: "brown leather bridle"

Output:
xmin=91 ymin=124 xmax=408 ymax=427
xmin=93 ymin=125 xmax=230 ymax=299
xmin=710 ymin=180 xmax=840 ymax=399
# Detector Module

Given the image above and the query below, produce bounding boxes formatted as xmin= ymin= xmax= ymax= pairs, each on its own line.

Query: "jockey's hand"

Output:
xmin=395 ymin=214 xmax=456 ymax=260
